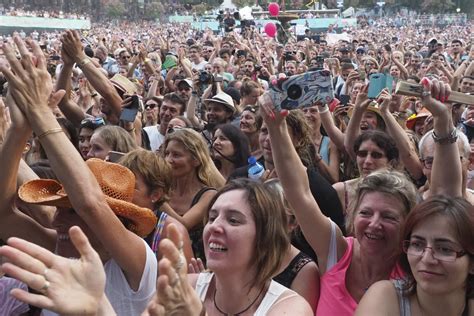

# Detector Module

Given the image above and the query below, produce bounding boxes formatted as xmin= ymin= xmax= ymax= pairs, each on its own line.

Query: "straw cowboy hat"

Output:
xmin=18 ymin=159 xmax=157 ymax=237
xmin=406 ymin=107 xmax=431 ymax=130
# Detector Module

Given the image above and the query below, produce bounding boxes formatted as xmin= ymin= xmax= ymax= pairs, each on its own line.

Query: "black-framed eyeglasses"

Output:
xmin=80 ymin=117 xmax=105 ymax=127
xmin=403 ymin=240 xmax=467 ymax=262
xmin=355 ymin=150 xmax=385 ymax=159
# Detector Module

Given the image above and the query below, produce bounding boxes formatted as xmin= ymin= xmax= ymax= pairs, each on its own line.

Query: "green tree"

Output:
xmin=421 ymin=0 xmax=455 ymax=12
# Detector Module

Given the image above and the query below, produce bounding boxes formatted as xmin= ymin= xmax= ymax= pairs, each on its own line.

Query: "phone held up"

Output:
xmin=367 ymin=73 xmax=394 ymax=99
xmin=120 ymin=95 xmax=140 ymax=122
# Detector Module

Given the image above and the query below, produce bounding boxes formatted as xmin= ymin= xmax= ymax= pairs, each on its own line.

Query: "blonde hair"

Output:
xmin=162 ymin=129 xmax=225 ymax=189
xmin=94 ymin=125 xmax=138 ymax=154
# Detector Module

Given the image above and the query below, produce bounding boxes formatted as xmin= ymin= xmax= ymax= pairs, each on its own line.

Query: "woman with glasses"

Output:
xmin=355 ymin=196 xmax=474 ymax=316
xmin=333 ymin=130 xmax=399 ymax=215
xmin=143 ymin=97 xmax=161 ymax=127
xmin=259 ymin=91 xmax=419 ymax=315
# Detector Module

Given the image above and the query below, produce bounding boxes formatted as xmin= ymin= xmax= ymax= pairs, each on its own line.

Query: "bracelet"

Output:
xmin=77 ymin=57 xmax=91 ymax=68
xmin=37 ymin=128 xmax=63 ymax=140
xmin=318 ymin=105 xmax=329 ymax=114
xmin=432 ymin=128 xmax=458 ymax=145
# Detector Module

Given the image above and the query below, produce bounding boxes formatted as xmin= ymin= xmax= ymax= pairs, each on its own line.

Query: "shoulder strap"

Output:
xmin=190 ymin=187 xmax=216 ymax=207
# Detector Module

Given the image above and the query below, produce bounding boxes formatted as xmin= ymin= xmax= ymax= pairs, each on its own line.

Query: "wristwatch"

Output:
xmin=431 ymin=129 xmax=458 ymax=145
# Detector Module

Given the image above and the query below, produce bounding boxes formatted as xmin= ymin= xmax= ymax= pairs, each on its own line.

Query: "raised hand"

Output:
xmin=61 ymin=30 xmax=86 ymax=64
xmin=143 ymin=224 xmax=203 ymax=316
xmin=0 ymin=226 xmax=106 ymax=316
xmin=377 ymin=88 xmax=392 ymax=114
xmin=0 ymin=37 xmax=53 ymax=116
xmin=419 ymin=77 xmax=451 ymax=118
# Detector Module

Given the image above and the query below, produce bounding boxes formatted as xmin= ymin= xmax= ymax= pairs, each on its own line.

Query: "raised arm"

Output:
xmin=55 ymin=48 xmax=86 ymax=127
xmin=344 ymin=85 xmax=370 ymax=159
xmin=61 ymin=30 xmax=123 ymax=124
xmin=259 ymin=95 xmax=347 ymax=275
xmin=317 ymin=104 xmax=345 ymax=151
xmin=422 ymin=78 xmax=462 ymax=197
xmin=3 ymin=36 xmax=150 ymax=291
xmin=378 ymin=90 xmax=424 ymax=180
xmin=0 ymin=92 xmax=56 ymax=249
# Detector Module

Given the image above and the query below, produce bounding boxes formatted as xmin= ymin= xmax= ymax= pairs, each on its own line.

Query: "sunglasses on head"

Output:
xmin=81 ymin=117 xmax=106 ymax=127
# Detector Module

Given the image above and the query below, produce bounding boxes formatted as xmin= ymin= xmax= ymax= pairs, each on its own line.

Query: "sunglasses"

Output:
xmin=122 ymin=55 xmax=131 ymax=59
xmin=356 ymin=150 xmax=385 ymax=159
xmin=243 ymin=105 xmax=258 ymax=113
xmin=145 ymin=103 xmax=158 ymax=110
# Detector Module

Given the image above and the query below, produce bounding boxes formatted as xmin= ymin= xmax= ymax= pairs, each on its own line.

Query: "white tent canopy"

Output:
xmin=220 ymin=0 xmax=237 ymax=11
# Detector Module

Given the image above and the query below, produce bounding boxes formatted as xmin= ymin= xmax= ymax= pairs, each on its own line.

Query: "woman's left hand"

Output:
xmin=0 ymin=226 xmax=106 ymax=316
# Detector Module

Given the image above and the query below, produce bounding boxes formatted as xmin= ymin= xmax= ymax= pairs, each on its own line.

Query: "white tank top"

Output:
xmin=195 ymin=272 xmax=295 ymax=315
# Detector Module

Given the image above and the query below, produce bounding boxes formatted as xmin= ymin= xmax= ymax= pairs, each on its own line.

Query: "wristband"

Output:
xmin=432 ymin=129 xmax=457 ymax=145
xmin=77 ymin=57 xmax=91 ymax=68
xmin=318 ymin=105 xmax=329 ymax=114
xmin=37 ymin=128 xmax=63 ymax=140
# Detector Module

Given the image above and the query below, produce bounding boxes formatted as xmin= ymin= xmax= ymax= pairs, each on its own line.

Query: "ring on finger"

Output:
xmin=43 ymin=268 xmax=49 ymax=280
xmin=40 ymin=280 xmax=50 ymax=293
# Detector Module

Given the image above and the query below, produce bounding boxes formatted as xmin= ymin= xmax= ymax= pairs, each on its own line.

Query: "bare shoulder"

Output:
xmin=355 ymin=280 xmax=400 ymax=316
xmin=267 ymin=290 xmax=313 ymax=316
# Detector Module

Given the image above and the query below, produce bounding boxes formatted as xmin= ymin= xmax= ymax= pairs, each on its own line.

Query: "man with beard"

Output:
xmin=143 ymin=93 xmax=186 ymax=151
xmin=201 ymin=92 xmax=235 ymax=145
xmin=175 ymin=79 xmax=193 ymax=104
xmin=447 ymin=39 xmax=469 ymax=68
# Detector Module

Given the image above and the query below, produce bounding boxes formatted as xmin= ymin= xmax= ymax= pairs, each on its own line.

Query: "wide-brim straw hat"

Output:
xmin=110 ymin=74 xmax=138 ymax=95
xmin=347 ymin=101 xmax=383 ymax=121
xmin=406 ymin=107 xmax=431 ymax=130
xmin=18 ymin=158 xmax=157 ymax=237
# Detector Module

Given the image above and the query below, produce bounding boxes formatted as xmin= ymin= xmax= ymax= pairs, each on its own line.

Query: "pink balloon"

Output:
xmin=264 ymin=22 xmax=277 ymax=38
xmin=268 ymin=3 xmax=280 ymax=17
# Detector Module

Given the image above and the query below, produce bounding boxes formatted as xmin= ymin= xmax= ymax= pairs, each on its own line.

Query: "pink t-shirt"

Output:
xmin=315 ymin=237 xmax=405 ymax=316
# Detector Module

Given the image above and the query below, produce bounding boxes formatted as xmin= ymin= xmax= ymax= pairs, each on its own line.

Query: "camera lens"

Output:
xmin=287 ymin=84 xmax=303 ymax=100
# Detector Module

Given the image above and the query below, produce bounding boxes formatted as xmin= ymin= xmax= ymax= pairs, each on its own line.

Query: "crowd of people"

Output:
xmin=0 ymin=9 xmax=473 ymax=316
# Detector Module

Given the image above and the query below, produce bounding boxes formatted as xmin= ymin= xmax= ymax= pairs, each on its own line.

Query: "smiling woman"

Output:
xmin=188 ymin=179 xmax=313 ymax=315
xmin=355 ymin=196 xmax=474 ymax=316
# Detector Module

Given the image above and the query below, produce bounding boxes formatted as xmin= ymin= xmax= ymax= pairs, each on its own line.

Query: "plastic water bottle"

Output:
xmin=248 ymin=156 xmax=264 ymax=180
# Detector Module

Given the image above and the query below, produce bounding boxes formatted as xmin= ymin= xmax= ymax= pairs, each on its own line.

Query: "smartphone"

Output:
xmin=50 ymin=55 xmax=61 ymax=61
xmin=120 ymin=95 xmax=139 ymax=122
xmin=358 ymin=69 xmax=366 ymax=81
xmin=214 ymin=75 xmax=224 ymax=82
xmin=108 ymin=151 xmax=125 ymax=163
xmin=368 ymin=73 xmax=393 ymax=99
xmin=339 ymin=94 xmax=350 ymax=106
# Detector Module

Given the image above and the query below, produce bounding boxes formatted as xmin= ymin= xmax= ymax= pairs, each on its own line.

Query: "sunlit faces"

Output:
xmin=356 ymin=140 xmax=390 ymax=176
xmin=301 ymin=106 xmax=320 ymax=129
xmin=87 ymin=132 xmax=113 ymax=160
xmin=212 ymin=129 xmax=235 ymax=160
xmin=164 ymin=140 xmax=198 ymax=178
xmin=79 ymin=127 xmax=94 ymax=159
xmin=389 ymin=65 xmax=401 ymax=78
xmin=407 ymin=215 xmax=471 ymax=296
xmin=354 ymin=191 xmax=405 ymax=257
xmin=206 ymin=102 xmax=232 ymax=126
xmin=203 ymin=189 xmax=256 ymax=272
xmin=360 ymin=111 xmax=379 ymax=131
xmin=159 ymin=100 xmax=182 ymax=128
xmin=240 ymin=109 xmax=258 ymax=134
